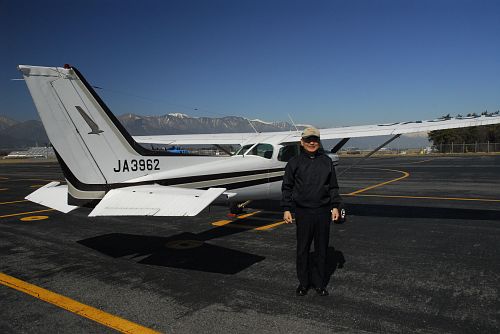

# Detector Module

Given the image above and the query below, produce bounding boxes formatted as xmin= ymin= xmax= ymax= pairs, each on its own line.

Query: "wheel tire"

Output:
xmin=229 ymin=202 xmax=244 ymax=214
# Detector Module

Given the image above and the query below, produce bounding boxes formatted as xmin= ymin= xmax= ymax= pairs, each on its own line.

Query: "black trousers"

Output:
xmin=295 ymin=209 xmax=331 ymax=288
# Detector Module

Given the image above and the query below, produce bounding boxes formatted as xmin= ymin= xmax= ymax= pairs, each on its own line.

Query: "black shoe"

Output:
xmin=296 ymin=285 xmax=308 ymax=296
xmin=315 ymin=287 xmax=329 ymax=296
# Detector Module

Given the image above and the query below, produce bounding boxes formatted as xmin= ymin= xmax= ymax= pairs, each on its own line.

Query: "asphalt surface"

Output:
xmin=1 ymin=155 xmax=499 ymax=333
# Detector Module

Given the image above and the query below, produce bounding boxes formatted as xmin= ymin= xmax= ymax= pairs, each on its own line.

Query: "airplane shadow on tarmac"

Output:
xmin=77 ymin=211 xmax=347 ymax=282
xmin=77 ymin=219 xmax=275 ymax=275
xmin=78 ymin=234 xmax=346 ymax=283
xmin=78 ymin=231 xmax=265 ymax=274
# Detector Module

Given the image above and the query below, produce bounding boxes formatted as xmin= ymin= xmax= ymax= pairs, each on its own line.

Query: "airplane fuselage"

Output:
xmin=126 ymin=143 xmax=291 ymax=202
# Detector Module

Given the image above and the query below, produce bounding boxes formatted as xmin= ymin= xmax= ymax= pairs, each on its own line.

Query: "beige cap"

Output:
xmin=301 ymin=127 xmax=320 ymax=138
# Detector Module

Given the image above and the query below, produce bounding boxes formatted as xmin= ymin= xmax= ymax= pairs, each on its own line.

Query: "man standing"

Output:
xmin=281 ymin=127 xmax=342 ymax=296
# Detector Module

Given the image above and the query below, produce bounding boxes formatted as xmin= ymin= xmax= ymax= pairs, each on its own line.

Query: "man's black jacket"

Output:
xmin=281 ymin=150 xmax=342 ymax=213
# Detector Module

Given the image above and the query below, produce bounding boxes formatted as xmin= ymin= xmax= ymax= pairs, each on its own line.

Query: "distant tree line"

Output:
xmin=428 ymin=112 xmax=500 ymax=145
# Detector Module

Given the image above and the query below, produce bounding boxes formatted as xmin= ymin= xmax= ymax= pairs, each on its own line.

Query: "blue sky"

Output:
xmin=1 ymin=0 xmax=499 ymax=127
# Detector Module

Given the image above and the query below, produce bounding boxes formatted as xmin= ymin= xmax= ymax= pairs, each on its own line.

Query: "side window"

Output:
xmin=278 ymin=144 xmax=300 ymax=162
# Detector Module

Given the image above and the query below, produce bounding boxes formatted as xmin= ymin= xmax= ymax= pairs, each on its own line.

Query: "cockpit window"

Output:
xmin=278 ymin=144 xmax=300 ymax=162
xmin=236 ymin=143 xmax=274 ymax=159
xmin=236 ymin=144 xmax=253 ymax=155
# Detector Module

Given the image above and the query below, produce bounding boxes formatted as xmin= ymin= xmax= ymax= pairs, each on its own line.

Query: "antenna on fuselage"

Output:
xmin=288 ymin=114 xmax=299 ymax=131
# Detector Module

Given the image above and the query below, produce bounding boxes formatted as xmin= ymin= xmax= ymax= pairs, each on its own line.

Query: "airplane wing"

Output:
xmin=133 ymin=114 xmax=500 ymax=145
xmin=322 ymin=114 xmax=500 ymax=139
xmin=280 ymin=114 xmax=500 ymax=143
xmin=133 ymin=132 xmax=262 ymax=145
xmin=88 ymin=185 xmax=226 ymax=217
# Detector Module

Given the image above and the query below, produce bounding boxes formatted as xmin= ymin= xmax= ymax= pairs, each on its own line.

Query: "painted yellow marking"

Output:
xmin=236 ymin=211 xmax=261 ymax=219
xmin=246 ymin=216 xmax=284 ymax=222
xmin=255 ymin=221 xmax=286 ymax=231
xmin=211 ymin=211 xmax=261 ymax=226
xmin=211 ymin=220 xmax=258 ymax=230
xmin=211 ymin=220 xmax=233 ymax=227
xmin=0 ymin=209 xmax=54 ymax=219
xmin=30 ymin=184 xmax=44 ymax=188
xmin=348 ymin=193 xmax=500 ymax=203
xmin=211 ymin=211 xmax=284 ymax=231
xmin=20 ymin=215 xmax=49 ymax=221
xmin=0 ymin=273 xmax=161 ymax=334
xmin=212 ymin=223 xmax=256 ymax=230
xmin=0 ymin=200 xmax=28 ymax=205
xmin=348 ymin=168 xmax=410 ymax=195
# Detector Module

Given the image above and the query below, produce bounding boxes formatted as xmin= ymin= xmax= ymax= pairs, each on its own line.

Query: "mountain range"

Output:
xmin=0 ymin=115 xmax=51 ymax=149
xmin=118 ymin=113 xmax=297 ymax=135
xmin=0 ymin=113 xmax=431 ymax=150
xmin=0 ymin=113 xmax=298 ymax=149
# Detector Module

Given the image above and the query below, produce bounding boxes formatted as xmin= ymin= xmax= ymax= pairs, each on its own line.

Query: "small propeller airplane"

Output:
xmin=18 ymin=65 xmax=500 ymax=217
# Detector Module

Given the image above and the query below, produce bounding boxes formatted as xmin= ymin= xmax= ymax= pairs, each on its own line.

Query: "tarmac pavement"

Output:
xmin=0 ymin=155 xmax=499 ymax=333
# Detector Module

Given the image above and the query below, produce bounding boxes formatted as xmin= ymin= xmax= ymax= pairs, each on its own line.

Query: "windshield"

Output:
xmin=235 ymin=143 xmax=274 ymax=159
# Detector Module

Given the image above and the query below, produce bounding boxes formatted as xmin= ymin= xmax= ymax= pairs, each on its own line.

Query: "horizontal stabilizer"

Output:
xmin=88 ymin=185 xmax=226 ymax=217
xmin=25 ymin=182 xmax=78 ymax=213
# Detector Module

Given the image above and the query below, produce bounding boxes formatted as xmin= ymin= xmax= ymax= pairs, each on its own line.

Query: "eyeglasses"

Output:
xmin=303 ymin=136 xmax=320 ymax=143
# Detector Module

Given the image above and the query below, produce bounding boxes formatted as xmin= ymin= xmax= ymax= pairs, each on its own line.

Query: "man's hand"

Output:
xmin=283 ymin=210 xmax=293 ymax=224
xmin=331 ymin=208 xmax=339 ymax=222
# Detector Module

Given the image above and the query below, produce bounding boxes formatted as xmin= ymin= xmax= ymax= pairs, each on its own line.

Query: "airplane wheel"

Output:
xmin=229 ymin=202 xmax=244 ymax=215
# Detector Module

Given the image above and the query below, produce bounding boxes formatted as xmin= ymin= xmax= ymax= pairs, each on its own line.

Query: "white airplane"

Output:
xmin=18 ymin=65 xmax=500 ymax=217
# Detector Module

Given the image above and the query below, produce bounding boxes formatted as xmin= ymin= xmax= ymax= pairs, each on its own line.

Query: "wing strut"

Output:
xmin=330 ymin=138 xmax=350 ymax=153
xmin=338 ymin=134 xmax=401 ymax=177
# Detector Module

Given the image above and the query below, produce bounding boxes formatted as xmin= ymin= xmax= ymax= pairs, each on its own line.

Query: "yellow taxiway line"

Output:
xmin=0 ymin=273 xmax=161 ymax=334
xmin=344 ymin=167 xmax=500 ymax=203
xmin=211 ymin=211 xmax=260 ymax=228
xmin=347 ymin=168 xmax=410 ymax=196
xmin=0 ymin=209 xmax=54 ymax=219
xmin=254 ymin=221 xmax=286 ymax=231
xmin=211 ymin=220 xmax=233 ymax=227
xmin=235 ymin=211 xmax=261 ymax=219
xmin=0 ymin=200 xmax=28 ymax=205
xmin=211 ymin=211 xmax=284 ymax=230
xmin=211 ymin=220 xmax=252 ymax=229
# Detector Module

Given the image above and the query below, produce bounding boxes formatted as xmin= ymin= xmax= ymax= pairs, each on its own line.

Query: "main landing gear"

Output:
xmin=229 ymin=200 xmax=252 ymax=215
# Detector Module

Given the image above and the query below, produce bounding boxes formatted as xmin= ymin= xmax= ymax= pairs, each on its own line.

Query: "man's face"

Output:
xmin=301 ymin=136 xmax=320 ymax=153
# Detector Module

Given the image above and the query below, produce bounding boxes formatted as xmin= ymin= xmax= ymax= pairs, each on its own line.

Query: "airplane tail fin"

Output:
xmin=18 ymin=65 xmax=169 ymax=205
